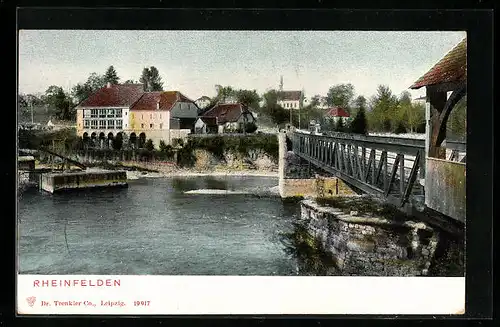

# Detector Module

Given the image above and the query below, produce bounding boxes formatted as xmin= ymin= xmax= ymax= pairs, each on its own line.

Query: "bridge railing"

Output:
xmin=292 ymin=131 xmax=426 ymax=207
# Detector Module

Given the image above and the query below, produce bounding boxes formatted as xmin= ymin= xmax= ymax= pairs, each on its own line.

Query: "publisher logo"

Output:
xmin=26 ymin=296 xmax=36 ymax=307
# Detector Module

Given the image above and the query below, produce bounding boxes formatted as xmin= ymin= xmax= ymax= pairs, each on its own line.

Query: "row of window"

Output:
xmin=84 ymin=119 xmax=123 ymax=129
xmin=137 ymin=113 xmax=163 ymax=120
xmin=82 ymin=120 xmax=164 ymax=130
xmin=83 ymin=109 xmax=125 ymax=118
xmin=282 ymin=102 xmax=299 ymax=109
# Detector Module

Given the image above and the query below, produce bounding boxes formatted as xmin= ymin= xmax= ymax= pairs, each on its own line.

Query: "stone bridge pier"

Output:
xmin=278 ymin=131 xmax=356 ymax=199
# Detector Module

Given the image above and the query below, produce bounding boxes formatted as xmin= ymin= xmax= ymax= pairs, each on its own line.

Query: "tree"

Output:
xmin=71 ymin=72 xmax=106 ymax=104
xmin=310 ymin=94 xmax=322 ymax=107
xmin=112 ymin=133 xmax=123 ymax=150
xmin=261 ymin=89 xmax=288 ymax=126
xmin=244 ymin=121 xmax=258 ymax=133
xmin=145 ymin=139 xmax=155 ymax=151
xmin=44 ymin=85 xmax=75 ymax=121
xmin=214 ymin=85 xmax=235 ymax=103
xmin=124 ymin=79 xmax=137 ymax=84
xmin=350 ymin=107 xmax=368 ymax=135
xmin=335 ymin=118 xmax=345 ymax=132
xmin=325 ymin=83 xmax=355 ymax=110
xmin=367 ymin=85 xmax=399 ymax=132
xmin=104 ymin=65 xmax=120 ymax=85
xmin=140 ymin=67 xmax=164 ymax=91
xmin=235 ymin=89 xmax=261 ymax=109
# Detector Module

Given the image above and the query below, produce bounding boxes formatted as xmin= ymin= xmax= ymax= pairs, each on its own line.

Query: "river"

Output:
xmin=17 ymin=176 xmax=302 ymax=275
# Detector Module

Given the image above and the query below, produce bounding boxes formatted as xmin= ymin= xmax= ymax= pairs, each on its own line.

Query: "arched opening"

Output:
xmin=83 ymin=132 xmax=89 ymax=149
xmin=113 ymin=132 xmax=124 ymax=150
xmin=129 ymin=132 xmax=137 ymax=149
xmin=107 ymin=132 xmax=114 ymax=149
xmin=99 ymin=132 xmax=106 ymax=149
xmin=139 ymin=132 xmax=146 ymax=148
xmin=90 ymin=132 xmax=97 ymax=148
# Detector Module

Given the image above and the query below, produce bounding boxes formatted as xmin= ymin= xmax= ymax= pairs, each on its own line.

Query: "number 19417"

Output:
xmin=134 ymin=301 xmax=150 ymax=306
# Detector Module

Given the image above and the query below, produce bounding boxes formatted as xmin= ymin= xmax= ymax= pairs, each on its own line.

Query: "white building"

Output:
xmin=195 ymin=96 xmax=211 ymax=109
xmin=278 ymin=90 xmax=303 ymax=110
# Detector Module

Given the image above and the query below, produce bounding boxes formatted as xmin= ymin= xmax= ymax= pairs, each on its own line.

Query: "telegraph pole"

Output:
xmin=30 ymin=100 xmax=34 ymax=124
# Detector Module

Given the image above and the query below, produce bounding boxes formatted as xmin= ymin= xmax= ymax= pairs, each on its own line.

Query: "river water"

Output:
xmin=17 ymin=176 xmax=302 ymax=275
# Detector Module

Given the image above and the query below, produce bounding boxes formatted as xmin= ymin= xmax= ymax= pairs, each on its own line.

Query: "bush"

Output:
xmin=244 ymin=121 xmax=258 ymax=133
xmin=112 ymin=134 xmax=123 ymax=150
xmin=335 ymin=118 xmax=345 ymax=132
xmin=172 ymin=138 xmax=184 ymax=147
xmin=349 ymin=107 xmax=368 ymax=135
xmin=145 ymin=139 xmax=154 ymax=151
xmin=394 ymin=122 xmax=407 ymax=134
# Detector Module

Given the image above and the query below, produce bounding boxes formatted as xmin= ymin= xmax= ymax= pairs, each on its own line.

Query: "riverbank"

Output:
xmin=83 ymin=161 xmax=278 ymax=180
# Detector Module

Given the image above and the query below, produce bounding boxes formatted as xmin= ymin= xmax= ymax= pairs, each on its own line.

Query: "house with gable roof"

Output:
xmin=76 ymin=82 xmax=199 ymax=148
xmin=194 ymin=103 xmax=256 ymax=134
xmin=277 ymin=90 xmax=304 ymax=110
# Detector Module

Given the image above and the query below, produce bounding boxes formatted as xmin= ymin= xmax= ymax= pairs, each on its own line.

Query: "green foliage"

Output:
xmin=446 ymin=95 xmax=467 ymax=140
xmin=244 ymin=121 xmax=258 ymax=133
xmin=335 ymin=118 xmax=345 ymax=132
xmin=104 ymin=65 xmax=120 ymax=84
xmin=145 ymin=139 xmax=154 ymax=151
xmin=44 ymin=85 xmax=75 ymax=121
xmin=172 ymin=138 xmax=184 ymax=147
xmin=112 ymin=133 xmax=123 ymax=150
xmin=159 ymin=141 xmax=175 ymax=159
xmin=393 ymin=121 xmax=407 ymax=134
xmin=234 ymin=89 xmax=261 ymax=110
xmin=140 ymin=66 xmax=164 ymax=91
xmin=349 ymin=107 xmax=368 ymax=135
xmin=325 ymin=83 xmax=355 ymax=110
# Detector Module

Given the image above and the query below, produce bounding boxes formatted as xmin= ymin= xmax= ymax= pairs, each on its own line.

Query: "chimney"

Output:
xmin=106 ymin=82 xmax=112 ymax=88
xmin=157 ymin=100 xmax=160 ymax=110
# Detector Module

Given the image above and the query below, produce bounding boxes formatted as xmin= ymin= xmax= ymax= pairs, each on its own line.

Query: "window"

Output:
xmin=108 ymin=120 xmax=115 ymax=129
xmin=150 ymin=124 xmax=154 ymax=129
xmin=107 ymin=109 xmax=114 ymax=118
xmin=141 ymin=123 xmax=144 ymax=128
xmin=91 ymin=120 xmax=98 ymax=128
xmin=116 ymin=110 xmax=122 ymax=118
xmin=159 ymin=123 xmax=163 ymax=129
xmin=116 ymin=120 xmax=123 ymax=129
xmin=125 ymin=124 xmax=128 ymax=128
xmin=99 ymin=109 xmax=106 ymax=118
xmin=84 ymin=120 xmax=90 ymax=128
xmin=160 ymin=114 xmax=162 ymax=119
xmin=125 ymin=112 xmax=128 ymax=116
xmin=150 ymin=114 xmax=152 ymax=119
xmin=91 ymin=109 xmax=98 ymax=118
xmin=99 ymin=120 xmax=106 ymax=128
xmin=141 ymin=114 xmax=143 ymax=119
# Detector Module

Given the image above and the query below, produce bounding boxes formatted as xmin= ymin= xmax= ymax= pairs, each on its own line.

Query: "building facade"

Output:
xmin=76 ymin=83 xmax=197 ymax=148
xmin=278 ymin=90 xmax=304 ymax=110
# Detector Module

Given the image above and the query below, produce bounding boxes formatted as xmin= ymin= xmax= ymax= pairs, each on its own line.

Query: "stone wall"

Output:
xmin=278 ymin=130 xmax=356 ymax=198
xmin=299 ymin=199 xmax=439 ymax=276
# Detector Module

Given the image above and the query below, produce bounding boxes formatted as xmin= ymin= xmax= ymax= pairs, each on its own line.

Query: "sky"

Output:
xmin=18 ymin=30 xmax=466 ymax=101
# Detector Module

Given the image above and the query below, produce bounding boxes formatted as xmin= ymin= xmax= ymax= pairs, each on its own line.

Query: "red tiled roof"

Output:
xmin=78 ymin=84 xmax=144 ymax=107
xmin=410 ymin=38 xmax=467 ymax=89
xmin=131 ymin=91 xmax=196 ymax=111
xmin=201 ymin=103 xmax=251 ymax=124
xmin=279 ymin=90 xmax=302 ymax=101
xmin=325 ymin=107 xmax=350 ymax=117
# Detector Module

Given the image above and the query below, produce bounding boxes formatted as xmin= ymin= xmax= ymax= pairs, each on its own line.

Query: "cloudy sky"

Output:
xmin=18 ymin=30 xmax=466 ymax=100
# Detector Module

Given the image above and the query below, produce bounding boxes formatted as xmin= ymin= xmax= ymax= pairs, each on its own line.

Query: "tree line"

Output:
xmin=18 ymin=65 xmax=165 ymax=122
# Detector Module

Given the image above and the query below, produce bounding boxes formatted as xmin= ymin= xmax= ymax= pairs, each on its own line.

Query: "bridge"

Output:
xmin=280 ymin=37 xmax=467 ymax=232
xmin=288 ymin=131 xmax=465 ymax=226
